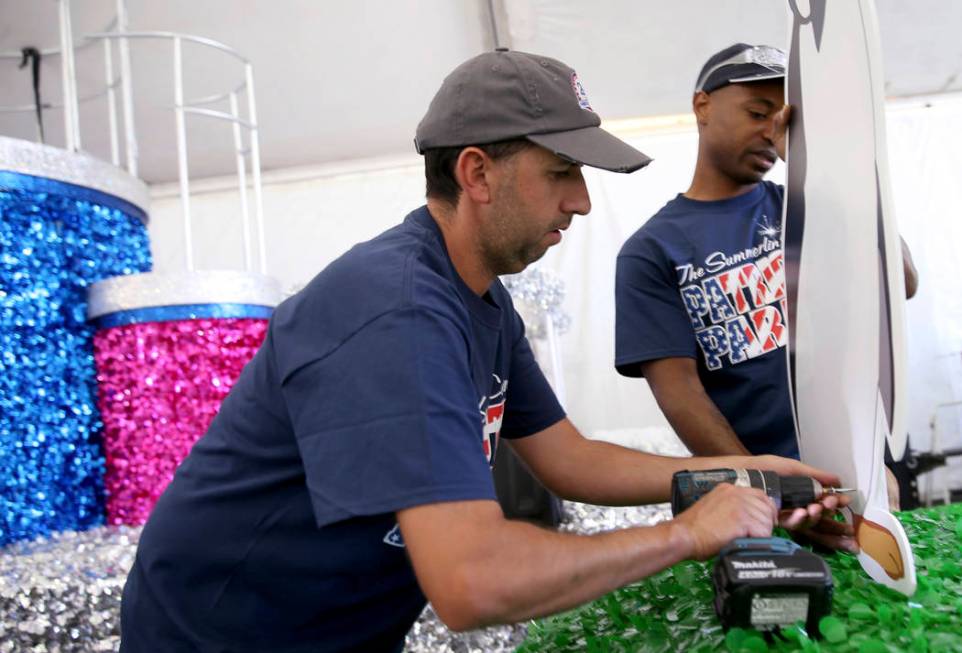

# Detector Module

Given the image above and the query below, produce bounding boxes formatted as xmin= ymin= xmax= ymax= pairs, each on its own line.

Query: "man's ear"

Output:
xmin=692 ymin=91 xmax=711 ymax=126
xmin=453 ymin=147 xmax=494 ymax=205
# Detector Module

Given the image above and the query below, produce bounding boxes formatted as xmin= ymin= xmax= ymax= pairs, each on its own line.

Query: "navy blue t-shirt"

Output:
xmin=615 ymin=181 xmax=799 ymax=459
xmin=120 ymin=206 xmax=565 ymax=652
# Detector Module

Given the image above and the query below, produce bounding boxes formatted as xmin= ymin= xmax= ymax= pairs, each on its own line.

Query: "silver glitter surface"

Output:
xmin=0 ymin=136 xmax=150 ymax=218
xmin=0 ymin=525 xmax=141 ymax=653
xmin=405 ymin=607 xmax=530 ymax=653
xmin=87 ymin=270 xmax=284 ymax=318
xmin=501 ymin=268 xmax=571 ymax=339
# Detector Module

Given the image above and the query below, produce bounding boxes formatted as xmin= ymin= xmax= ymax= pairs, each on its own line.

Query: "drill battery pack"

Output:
xmin=712 ymin=537 xmax=834 ymax=634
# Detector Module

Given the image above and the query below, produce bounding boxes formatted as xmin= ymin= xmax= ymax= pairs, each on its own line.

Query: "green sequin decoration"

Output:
xmin=518 ymin=504 xmax=962 ymax=652
xmin=848 ymin=603 xmax=874 ymax=620
xmin=820 ymin=616 xmax=847 ymax=643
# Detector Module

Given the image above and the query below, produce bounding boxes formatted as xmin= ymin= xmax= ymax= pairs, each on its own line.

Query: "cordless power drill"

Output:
xmin=670 ymin=469 xmax=853 ymax=635
xmin=670 ymin=468 xmax=854 ymax=516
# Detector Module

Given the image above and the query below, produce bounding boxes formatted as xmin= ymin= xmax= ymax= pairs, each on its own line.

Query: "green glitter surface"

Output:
xmin=518 ymin=504 xmax=962 ymax=652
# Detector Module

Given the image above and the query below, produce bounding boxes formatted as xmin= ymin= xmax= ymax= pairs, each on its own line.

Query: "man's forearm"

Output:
xmin=402 ymin=482 xmax=787 ymax=631
xmin=655 ymin=384 xmax=750 ymax=456
xmin=463 ymin=518 xmax=692 ymax=628
xmin=510 ymin=419 xmax=747 ymax=506
xmin=639 ymin=357 xmax=751 ymax=457
xmin=399 ymin=500 xmax=694 ymax=631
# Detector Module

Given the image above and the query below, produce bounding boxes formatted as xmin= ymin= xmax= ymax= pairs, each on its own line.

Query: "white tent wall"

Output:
xmin=148 ymin=155 xmax=427 ymax=289
xmin=147 ymin=97 xmax=962 ymax=499
xmin=501 ymin=0 xmax=787 ymax=117
xmin=5 ymin=1 xmax=961 ymax=183
xmin=886 ymin=97 xmax=962 ymax=498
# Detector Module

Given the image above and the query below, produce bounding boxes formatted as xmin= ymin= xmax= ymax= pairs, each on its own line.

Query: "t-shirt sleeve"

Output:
xmin=500 ymin=309 xmax=566 ymax=439
xmin=615 ymin=236 xmax=699 ymax=378
xmin=279 ymin=306 xmax=497 ymax=528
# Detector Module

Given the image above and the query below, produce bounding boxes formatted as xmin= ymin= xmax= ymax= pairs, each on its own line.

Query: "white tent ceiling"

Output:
xmin=1 ymin=0 xmax=960 ymax=184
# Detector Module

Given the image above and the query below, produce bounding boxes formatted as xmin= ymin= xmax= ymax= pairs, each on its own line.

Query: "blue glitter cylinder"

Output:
xmin=0 ymin=169 xmax=151 ymax=546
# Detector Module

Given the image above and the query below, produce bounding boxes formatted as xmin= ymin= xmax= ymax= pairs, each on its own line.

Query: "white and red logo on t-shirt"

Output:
xmin=480 ymin=374 xmax=508 ymax=466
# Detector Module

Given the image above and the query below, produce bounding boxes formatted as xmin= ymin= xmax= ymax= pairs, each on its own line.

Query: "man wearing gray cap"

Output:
xmin=120 ymin=49 xmax=849 ymax=652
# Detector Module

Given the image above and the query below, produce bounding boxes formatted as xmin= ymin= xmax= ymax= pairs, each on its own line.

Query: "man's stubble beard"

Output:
xmin=480 ymin=183 xmax=548 ymax=277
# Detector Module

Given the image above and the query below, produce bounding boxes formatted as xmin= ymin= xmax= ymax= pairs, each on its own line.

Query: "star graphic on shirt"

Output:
xmin=757 ymin=214 xmax=781 ymax=239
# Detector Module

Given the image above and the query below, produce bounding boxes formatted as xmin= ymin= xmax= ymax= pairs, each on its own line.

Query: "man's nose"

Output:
xmin=762 ymin=115 xmax=778 ymax=142
xmin=562 ymin=170 xmax=591 ymax=216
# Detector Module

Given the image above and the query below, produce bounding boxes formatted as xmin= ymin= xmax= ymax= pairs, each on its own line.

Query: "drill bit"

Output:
xmin=810 ymin=479 xmax=857 ymax=497
xmin=789 ymin=479 xmax=857 ymax=507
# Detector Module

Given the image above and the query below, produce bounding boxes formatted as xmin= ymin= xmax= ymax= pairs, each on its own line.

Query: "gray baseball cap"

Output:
xmin=415 ymin=49 xmax=651 ymax=173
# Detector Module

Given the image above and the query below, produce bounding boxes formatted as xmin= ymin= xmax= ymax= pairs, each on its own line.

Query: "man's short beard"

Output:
xmin=480 ymin=235 xmax=544 ymax=277
xmin=481 ymin=178 xmax=536 ymax=276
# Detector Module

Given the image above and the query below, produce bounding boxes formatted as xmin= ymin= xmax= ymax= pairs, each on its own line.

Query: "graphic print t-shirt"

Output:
xmin=615 ymin=182 xmax=799 ymax=459
xmin=120 ymin=206 xmax=565 ymax=653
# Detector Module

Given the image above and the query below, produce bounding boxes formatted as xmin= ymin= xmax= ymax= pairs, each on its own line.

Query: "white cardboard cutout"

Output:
xmin=783 ymin=0 xmax=915 ymax=595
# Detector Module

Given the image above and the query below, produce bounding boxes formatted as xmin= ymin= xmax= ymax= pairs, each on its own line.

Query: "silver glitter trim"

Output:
xmin=86 ymin=270 xmax=284 ymax=318
xmin=0 ymin=136 xmax=150 ymax=218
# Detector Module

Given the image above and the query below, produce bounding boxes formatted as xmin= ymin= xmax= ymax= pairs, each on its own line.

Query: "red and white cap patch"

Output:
xmin=570 ymin=72 xmax=594 ymax=112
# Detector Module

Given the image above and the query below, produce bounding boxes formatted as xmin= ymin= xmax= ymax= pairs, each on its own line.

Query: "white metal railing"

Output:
xmin=925 ymin=399 xmax=962 ymax=506
xmin=921 ymin=350 xmax=962 ymax=505
xmin=0 ymin=0 xmax=267 ymax=275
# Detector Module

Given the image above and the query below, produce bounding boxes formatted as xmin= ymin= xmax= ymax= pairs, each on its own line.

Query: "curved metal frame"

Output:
xmin=0 ymin=78 xmax=120 ymax=113
xmin=1 ymin=0 xmax=268 ymax=275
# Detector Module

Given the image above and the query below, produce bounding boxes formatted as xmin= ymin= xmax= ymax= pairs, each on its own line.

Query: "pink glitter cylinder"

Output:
xmin=93 ymin=317 xmax=268 ymax=525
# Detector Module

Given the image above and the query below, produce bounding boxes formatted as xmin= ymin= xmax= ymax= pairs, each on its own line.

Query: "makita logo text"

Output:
xmin=731 ymin=560 xmax=777 ymax=569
